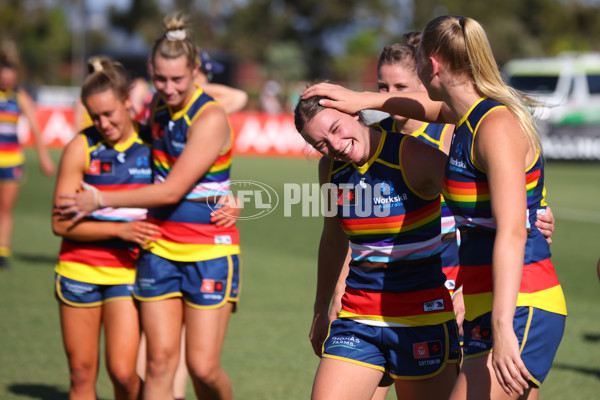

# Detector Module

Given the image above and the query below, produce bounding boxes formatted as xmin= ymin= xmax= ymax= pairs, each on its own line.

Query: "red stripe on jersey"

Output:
xmin=460 ymin=265 xmax=493 ymax=294
xmin=149 ymin=217 xmax=240 ymax=245
xmin=58 ymin=241 xmax=138 ymax=269
xmin=0 ymin=143 xmax=20 ymax=151
xmin=342 ymin=286 xmax=453 ymax=317
xmin=461 ymin=258 xmax=560 ymax=295
xmin=520 ymin=258 xmax=560 ymax=293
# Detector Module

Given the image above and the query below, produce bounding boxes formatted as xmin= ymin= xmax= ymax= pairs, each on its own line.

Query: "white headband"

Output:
xmin=165 ymin=29 xmax=187 ymax=41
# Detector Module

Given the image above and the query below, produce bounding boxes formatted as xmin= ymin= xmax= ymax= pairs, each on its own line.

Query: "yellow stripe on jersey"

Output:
xmin=144 ymin=239 xmax=240 ymax=262
xmin=517 ymin=285 xmax=567 ymax=316
xmin=464 ymin=285 xmax=567 ymax=321
xmin=338 ymin=310 xmax=456 ymax=327
xmin=54 ymin=261 xmax=136 ymax=285
xmin=0 ymin=150 xmax=24 ymax=167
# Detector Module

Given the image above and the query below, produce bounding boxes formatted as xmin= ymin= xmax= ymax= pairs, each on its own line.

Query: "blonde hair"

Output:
xmin=81 ymin=56 xmax=130 ymax=106
xmin=0 ymin=40 xmax=20 ymax=70
xmin=151 ymin=13 xmax=197 ymax=70
xmin=420 ymin=15 xmax=541 ymax=151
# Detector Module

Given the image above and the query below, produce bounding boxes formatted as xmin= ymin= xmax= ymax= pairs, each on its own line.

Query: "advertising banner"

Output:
xmin=18 ymin=108 xmax=318 ymax=158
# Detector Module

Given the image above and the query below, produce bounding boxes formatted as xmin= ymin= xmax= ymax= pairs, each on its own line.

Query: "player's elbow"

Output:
xmin=161 ymin=190 xmax=185 ymax=206
xmin=51 ymin=220 xmax=67 ymax=238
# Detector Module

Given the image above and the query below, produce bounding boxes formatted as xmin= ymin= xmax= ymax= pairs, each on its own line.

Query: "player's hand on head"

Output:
xmin=301 ymin=83 xmax=364 ymax=115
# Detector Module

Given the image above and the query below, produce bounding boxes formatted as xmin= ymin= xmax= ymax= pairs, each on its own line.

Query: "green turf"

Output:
xmin=0 ymin=151 xmax=598 ymax=399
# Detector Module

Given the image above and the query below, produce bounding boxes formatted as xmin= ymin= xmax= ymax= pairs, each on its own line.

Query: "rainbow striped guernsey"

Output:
xmin=374 ymin=117 xmax=459 ymax=292
xmin=0 ymin=89 xmax=25 ymax=168
xmin=148 ymin=86 xmax=239 ymax=262
xmin=55 ymin=124 xmax=153 ymax=285
xmin=442 ymin=98 xmax=567 ymax=321
xmin=332 ymin=129 xmax=454 ymax=327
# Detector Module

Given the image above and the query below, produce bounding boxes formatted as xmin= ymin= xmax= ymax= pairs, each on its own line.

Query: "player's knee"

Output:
xmin=69 ymin=362 xmax=96 ymax=390
xmin=107 ymin=363 xmax=139 ymax=390
xmin=187 ymin=361 xmax=223 ymax=386
xmin=146 ymin=349 xmax=179 ymax=380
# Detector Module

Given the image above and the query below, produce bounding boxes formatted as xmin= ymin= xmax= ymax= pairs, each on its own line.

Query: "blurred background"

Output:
xmin=4 ymin=0 xmax=600 ymax=159
xmin=4 ymin=0 xmax=600 ymax=92
xmin=0 ymin=1 xmax=599 ymax=399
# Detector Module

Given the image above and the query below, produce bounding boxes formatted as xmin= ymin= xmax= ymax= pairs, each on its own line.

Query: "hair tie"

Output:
xmin=92 ymin=59 xmax=103 ymax=73
xmin=165 ymin=29 xmax=187 ymax=41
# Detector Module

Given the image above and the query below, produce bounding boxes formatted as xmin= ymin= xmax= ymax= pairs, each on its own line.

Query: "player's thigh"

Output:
xmin=60 ymin=303 xmax=102 ymax=365
xmin=312 ymin=357 xmax=383 ymax=400
xmin=103 ymin=298 xmax=141 ymax=372
xmin=184 ymin=302 xmax=233 ymax=365
xmin=393 ymin=362 xmax=458 ymax=400
xmin=140 ymin=297 xmax=184 ymax=361
xmin=0 ymin=180 xmax=19 ymax=213
xmin=450 ymin=355 xmax=537 ymax=400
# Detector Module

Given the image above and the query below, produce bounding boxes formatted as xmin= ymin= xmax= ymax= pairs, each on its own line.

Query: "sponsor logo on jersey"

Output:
xmin=423 ymin=298 xmax=445 ymax=312
xmin=471 ymin=325 xmax=492 ymax=342
xmin=413 ymin=340 xmax=442 ymax=359
xmin=332 ymin=167 xmax=351 ymax=179
xmin=151 ymin=123 xmax=163 ymax=139
xmin=337 ymin=187 xmax=356 ymax=205
xmin=329 ymin=335 xmax=362 ymax=350
xmin=88 ymin=159 xmax=114 ymax=175
xmin=214 ymin=235 xmax=232 ymax=245
xmin=201 ymin=279 xmax=224 ymax=293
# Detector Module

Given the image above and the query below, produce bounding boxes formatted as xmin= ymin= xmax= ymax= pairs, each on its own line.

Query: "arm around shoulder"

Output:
xmin=203 ymin=82 xmax=248 ymax=114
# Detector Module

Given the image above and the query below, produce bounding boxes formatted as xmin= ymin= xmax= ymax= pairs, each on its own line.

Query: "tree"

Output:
xmin=0 ymin=1 xmax=72 ymax=86
xmin=220 ymin=0 xmax=400 ymax=80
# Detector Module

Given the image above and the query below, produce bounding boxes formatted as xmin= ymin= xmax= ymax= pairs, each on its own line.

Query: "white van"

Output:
xmin=502 ymin=53 xmax=600 ymax=160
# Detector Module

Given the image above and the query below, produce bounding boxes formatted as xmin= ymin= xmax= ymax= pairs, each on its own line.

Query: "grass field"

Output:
xmin=0 ymin=150 xmax=599 ymax=399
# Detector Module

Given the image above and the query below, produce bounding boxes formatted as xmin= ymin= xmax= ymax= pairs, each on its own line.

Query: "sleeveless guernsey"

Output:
xmin=442 ymin=98 xmax=567 ymax=320
xmin=330 ymin=129 xmax=454 ymax=327
xmin=55 ymin=124 xmax=153 ymax=284
xmin=374 ymin=117 xmax=459 ymax=291
xmin=148 ymin=86 xmax=239 ymax=262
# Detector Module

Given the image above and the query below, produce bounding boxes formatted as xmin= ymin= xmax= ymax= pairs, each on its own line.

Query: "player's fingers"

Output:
xmin=56 ymin=195 xmax=76 ymax=202
xmin=211 ymin=211 xmax=235 ymax=226
xmin=301 ymin=83 xmax=333 ymax=99
xmin=70 ymin=212 xmax=86 ymax=224
xmin=493 ymin=364 xmax=513 ymax=396
xmin=504 ymin=361 xmax=529 ymax=396
xmin=57 ymin=205 xmax=77 ymax=215
xmin=139 ymin=222 xmax=160 ymax=236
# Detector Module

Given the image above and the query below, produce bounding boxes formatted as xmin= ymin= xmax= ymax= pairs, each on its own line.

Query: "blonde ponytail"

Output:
xmin=422 ymin=16 xmax=541 ymax=151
